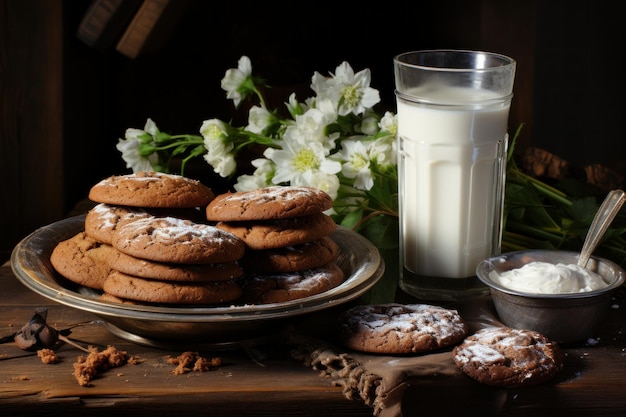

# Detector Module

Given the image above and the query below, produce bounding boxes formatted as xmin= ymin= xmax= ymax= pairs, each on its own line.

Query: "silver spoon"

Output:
xmin=578 ymin=189 xmax=626 ymax=268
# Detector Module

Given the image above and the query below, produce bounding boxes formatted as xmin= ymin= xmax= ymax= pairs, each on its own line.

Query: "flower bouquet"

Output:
xmin=116 ymin=56 xmax=399 ymax=253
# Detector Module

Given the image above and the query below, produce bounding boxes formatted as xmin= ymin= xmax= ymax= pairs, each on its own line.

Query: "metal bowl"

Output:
xmin=476 ymin=250 xmax=625 ymax=343
xmin=11 ymin=215 xmax=384 ymax=350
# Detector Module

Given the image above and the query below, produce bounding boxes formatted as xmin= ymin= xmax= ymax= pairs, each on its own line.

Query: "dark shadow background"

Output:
xmin=2 ymin=0 xmax=624 ymax=264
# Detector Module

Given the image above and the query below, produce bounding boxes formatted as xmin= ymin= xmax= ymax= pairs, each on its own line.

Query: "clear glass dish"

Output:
xmin=11 ymin=215 xmax=384 ymax=350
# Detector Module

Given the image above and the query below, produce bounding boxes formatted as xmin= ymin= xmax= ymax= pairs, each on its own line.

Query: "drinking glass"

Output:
xmin=394 ymin=49 xmax=516 ymax=301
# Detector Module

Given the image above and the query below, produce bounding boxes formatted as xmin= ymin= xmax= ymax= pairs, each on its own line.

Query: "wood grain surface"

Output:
xmin=1 ymin=259 xmax=626 ymax=417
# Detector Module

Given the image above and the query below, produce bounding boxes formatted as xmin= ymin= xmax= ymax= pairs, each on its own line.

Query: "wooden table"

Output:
xmin=2 ymin=257 xmax=626 ymax=417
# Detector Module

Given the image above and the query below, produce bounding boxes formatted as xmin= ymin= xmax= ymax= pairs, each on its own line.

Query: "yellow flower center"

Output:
xmin=205 ymin=124 xmax=222 ymax=140
xmin=351 ymin=153 xmax=368 ymax=170
xmin=293 ymin=148 xmax=319 ymax=172
xmin=342 ymin=85 xmax=362 ymax=107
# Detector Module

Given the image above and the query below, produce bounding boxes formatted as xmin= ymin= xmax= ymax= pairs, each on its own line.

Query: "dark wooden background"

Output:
xmin=1 ymin=0 xmax=624 ymax=264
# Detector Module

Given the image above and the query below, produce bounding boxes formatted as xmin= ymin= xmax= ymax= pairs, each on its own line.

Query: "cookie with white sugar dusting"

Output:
xmin=205 ymin=186 xmax=333 ymax=221
xmin=89 ymin=171 xmax=215 ymax=208
xmin=111 ymin=216 xmax=245 ymax=264
xmin=215 ymin=212 xmax=337 ymax=250
xmin=453 ymin=327 xmax=564 ymax=387
xmin=337 ymin=303 xmax=469 ymax=354
xmin=239 ymin=263 xmax=345 ymax=304
xmin=85 ymin=203 xmax=207 ymax=245
xmin=84 ymin=204 xmax=152 ymax=245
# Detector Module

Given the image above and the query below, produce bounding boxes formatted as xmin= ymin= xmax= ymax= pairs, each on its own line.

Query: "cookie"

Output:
xmin=84 ymin=204 xmax=151 ymax=245
xmin=50 ymin=232 xmax=112 ymax=290
xmin=206 ymin=186 xmax=333 ymax=221
xmin=106 ymin=246 xmax=244 ymax=282
xmin=239 ymin=263 xmax=345 ymax=304
xmin=239 ymin=236 xmax=339 ymax=273
xmin=99 ymin=293 xmax=139 ymax=305
xmin=336 ymin=303 xmax=469 ymax=355
xmin=102 ymin=270 xmax=242 ymax=305
xmin=452 ymin=327 xmax=564 ymax=387
xmin=85 ymin=203 xmax=210 ymax=245
xmin=89 ymin=172 xmax=215 ymax=208
xmin=112 ymin=216 xmax=246 ymax=264
xmin=216 ymin=212 xmax=337 ymax=250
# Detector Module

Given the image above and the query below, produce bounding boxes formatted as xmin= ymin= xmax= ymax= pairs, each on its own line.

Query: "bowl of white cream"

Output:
xmin=476 ymin=250 xmax=625 ymax=343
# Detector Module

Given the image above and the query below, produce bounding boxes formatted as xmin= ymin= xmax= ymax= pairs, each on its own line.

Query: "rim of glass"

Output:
xmin=394 ymin=49 xmax=516 ymax=72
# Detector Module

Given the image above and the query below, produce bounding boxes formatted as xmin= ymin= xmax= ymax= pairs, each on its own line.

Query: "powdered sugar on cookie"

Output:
xmin=206 ymin=186 xmax=333 ymax=221
xmin=453 ymin=327 xmax=564 ymax=387
xmin=337 ymin=303 xmax=469 ymax=354
xmin=240 ymin=263 xmax=345 ymax=304
xmin=112 ymin=216 xmax=246 ymax=264
xmin=120 ymin=217 xmax=230 ymax=243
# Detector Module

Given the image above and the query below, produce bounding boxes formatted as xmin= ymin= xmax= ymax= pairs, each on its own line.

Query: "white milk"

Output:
xmin=397 ymin=85 xmax=510 ymax=279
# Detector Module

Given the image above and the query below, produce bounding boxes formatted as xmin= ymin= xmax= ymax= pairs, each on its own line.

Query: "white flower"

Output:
xmin=370 ymin=112 xmax=399 ymax=167
xmin=142 ymin=118 xmax=159 ymax=137
xmin=310 ymin=70 xmax=334 ymax=99
xmin=333 ymin=139 xmax=374 ymax=190
xmin=209 ymin=151 xmax=236 ymax=178
xmin=295 ymin=170 xmax=340 ymax=200
xmin=221 ymin=55 xmax=252 ymax=107
xmin=246 ymin=105 xmax=273 ymax=134
xmin=116 ymin=134 xmax=157 ymax=173
xmin=115 ymin=118 xmax=159 ymax=172
xmin=360 ymin=113 xmax=379 ymax=136
xmin=200 ymin=119 xmax=236 ymax=177
xmin=369 ymin=135 xmax=397 ymax=167
xmin=265 ymin=135 xmax=341 ymax=187
xmin=285 ymin=93 xmax=306 ymax=117
xmin=314 ymin=98 xmax=339 ymax=125
xmin=282 ymin=103 xmax=338 ymax=153
xmin=311 ymin=61 xmax=380 ymax=116
xmin=379 ymin=111 xmax=397 ymax=136
xmin=234 ymin=158 xmax=274 ymax=191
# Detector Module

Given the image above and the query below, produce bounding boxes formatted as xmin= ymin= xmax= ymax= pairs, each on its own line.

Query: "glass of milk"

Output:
xmin=394 ymin=50 xmax=516 ymax=301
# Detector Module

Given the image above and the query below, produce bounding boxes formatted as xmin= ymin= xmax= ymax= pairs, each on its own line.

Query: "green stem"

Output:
xmin=506 ymin=221 xmax=569 ymax=246
xmin=152 ymin=136 xmax=204 ymax=151
xmin=234 ymin=132 xmax=277 ymax=149
xmin=508 ymin=167 xmax=572 ymax=207
xmin=252 ymin=86 xmax=267 ymax=109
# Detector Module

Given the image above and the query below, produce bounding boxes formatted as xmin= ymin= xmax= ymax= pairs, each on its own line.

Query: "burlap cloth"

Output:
xmin=285 ymin=295 xmax=505 ymax=417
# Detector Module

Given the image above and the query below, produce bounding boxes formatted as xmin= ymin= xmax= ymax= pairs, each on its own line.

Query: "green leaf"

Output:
xmin=567 ymin=196 xmax=598 ymax=225
xmin=358 ymin=215 xmax=399 ymax=250
xmin=336 ymin=209 xmax=364 ymax=229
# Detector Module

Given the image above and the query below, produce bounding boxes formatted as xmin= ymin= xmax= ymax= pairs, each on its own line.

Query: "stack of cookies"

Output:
xmin=51 ymin=173 xmax=347 ymax=307
xmin=51 ymin=172 xmax=246 ymax=306
xmin=206 ymin=186 xmax=345 ymax=304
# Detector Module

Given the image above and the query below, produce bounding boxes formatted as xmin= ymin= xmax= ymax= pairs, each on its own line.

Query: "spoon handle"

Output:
xmin=578 ymin=189 xmax=626 ymax=268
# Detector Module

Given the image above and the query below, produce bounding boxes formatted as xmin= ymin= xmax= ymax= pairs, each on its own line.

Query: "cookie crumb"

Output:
xmin=193 ymin=356 xmax=222 ymax=372
xmin=167 ymin=351 xmax=222 ymax=374
xmin=73 ymin=345 xmax=134 ymax=386
xmin=37 ymin=348 xmax=59 ymax=364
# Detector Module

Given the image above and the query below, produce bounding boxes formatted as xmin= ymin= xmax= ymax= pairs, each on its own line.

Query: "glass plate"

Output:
xmin=11 ymin=215 xmax=384 ymax=350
